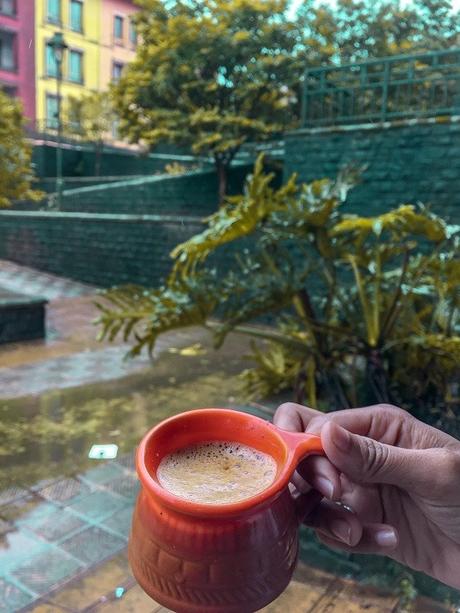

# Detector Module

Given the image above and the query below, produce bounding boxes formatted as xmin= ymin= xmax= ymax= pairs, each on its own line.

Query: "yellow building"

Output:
xmin=35 ymin=0 xmax=102 ymax=129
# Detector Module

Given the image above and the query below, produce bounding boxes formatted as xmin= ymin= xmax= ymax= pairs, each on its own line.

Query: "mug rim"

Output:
xmin=136 ymin=408 xmax=297 ymax=518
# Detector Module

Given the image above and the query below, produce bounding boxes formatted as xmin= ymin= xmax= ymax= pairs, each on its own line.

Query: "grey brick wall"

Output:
xmin=20 ymin=164 xmax=253 ymax=218
xmin=284 ymin=119 xmax=460 ymax=221
xmin=0 ymin=211 xmax=203 ymax=287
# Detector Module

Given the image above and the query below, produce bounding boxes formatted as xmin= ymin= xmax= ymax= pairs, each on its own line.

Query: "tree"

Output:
xmin=295 ymin=0 xmax=460 ymax=64
xmin=0 ymin=91 xmax=42 ymax=207
xmin=112 ymin=0 xmax=304 ymax=202
xmin=67 ymin=92 xmax=116 ymax=176
xmin=97 ymin=156 xmax=459 ymax=426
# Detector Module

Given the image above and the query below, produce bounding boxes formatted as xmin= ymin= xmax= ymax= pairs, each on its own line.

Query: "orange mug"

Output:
xmin=129 ymin=408 xmax=324 ymax=613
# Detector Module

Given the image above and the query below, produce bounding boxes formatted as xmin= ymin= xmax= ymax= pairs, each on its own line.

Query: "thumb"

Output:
xmin=322 ymin=421 xmax=435 ymax=494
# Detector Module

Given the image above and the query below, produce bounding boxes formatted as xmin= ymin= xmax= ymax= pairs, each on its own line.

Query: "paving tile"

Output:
xmin=80 ymin=462 xmax=125 ymax=486
xmin=59 ymin=525 xmax=126 ymax=566
xmin=308 ymin=576 xmax=398 ymax=612
xmin=0 ymin=485 xmax=28 ymax=506
xmin=29 ymin=604 xmax=69 ymax=612
xmin=0 ymin=517 xmax=13 ymax=537
xmin=115 ymin=452 xmax=136 ymax=473
xmin=26 ymin=508 xmax=88 ymax=542
xmin=101 ymin=505 xmax=134 ymax=539
xmin=100 ymin=584 xmax=160 ymax=612
xmin=0 ymin=577 xmax=34 ymax=611
xmin=0 ymin=528 xmax=48 ymax=574
xmin=65 ymin=490 xmax=128 ymax=522
xmin=0 ymin=496 xmax=55 ymax=528
xmin=103 ymin=474 xmax=140 ymax=501
xmin=51 ymin=552 xmax=131 ymax=609
xmin=37 ymin=478 xmax=91 ymax=504
xmin=11 ymin=548 xmax=84 ymax=595
xmin=29 ymin=478 xmax=61 ymax=493
xmin=262 ymin=578 xmax=329 ymax=612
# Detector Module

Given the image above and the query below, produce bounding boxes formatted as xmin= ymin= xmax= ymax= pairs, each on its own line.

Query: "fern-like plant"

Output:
xmin=96 ymin=155 xmax=459 ymax=427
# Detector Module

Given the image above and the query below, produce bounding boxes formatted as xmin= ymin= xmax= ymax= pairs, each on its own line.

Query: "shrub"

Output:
xmin=97 ymin=155 xmax=459 ymax=427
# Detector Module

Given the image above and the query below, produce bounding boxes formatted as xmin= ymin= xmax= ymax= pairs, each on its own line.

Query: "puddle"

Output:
xmin=0 ymin=340 xmax=251 ymax=492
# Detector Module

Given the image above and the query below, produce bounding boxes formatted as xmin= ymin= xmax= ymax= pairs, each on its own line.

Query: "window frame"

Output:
xmin=69 ymin=0 xmax=83 ymax=33
xmin=112 ymin=60 xmax=124 ymax=82
xmin=129 ymin=19 xmax=137 ymax=47
xmin=68 ymin=48 xmax=83 ymax=84
xmin=113 ymin=14 xmax=124 ymax=43
xmin=45 ymin=41 xmax=59 ymax=78
xmin=0 ymin=0 xmax=16 ymax=17
xmin=46 ymin=0 xmax=61 ymax=25
xmin=45 ymin=92 xmax=60 ymax=130
xmin=0 ymin=29 xmax=17 ymax=72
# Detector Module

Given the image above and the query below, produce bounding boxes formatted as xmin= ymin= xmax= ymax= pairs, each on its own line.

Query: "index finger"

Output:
xmin=273 ymin=402 xmax=324 ymax=432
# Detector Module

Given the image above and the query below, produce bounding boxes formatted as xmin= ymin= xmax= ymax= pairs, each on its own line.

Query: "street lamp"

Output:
xmin=48 ymin=31 xmax=68 ymax=209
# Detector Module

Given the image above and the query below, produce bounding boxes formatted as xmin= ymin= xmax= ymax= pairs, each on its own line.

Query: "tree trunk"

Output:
xmin=366 ymin=349 xmax=391 ymax=404
xmin=216 ymin=161 xmax=228 ymax=205
xmin=94 ymin=139 xmax=103 ymax=176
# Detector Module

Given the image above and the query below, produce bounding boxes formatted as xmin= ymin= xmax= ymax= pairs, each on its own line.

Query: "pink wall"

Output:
xmin=0 ymin=0 xmax=35 ymax=121
xmin=100 ymin=0 xmax=138 ymax=89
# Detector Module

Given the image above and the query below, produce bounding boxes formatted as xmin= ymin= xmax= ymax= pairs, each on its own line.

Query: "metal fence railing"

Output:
xmin=301 ymin=48 xmax=460 ymax=128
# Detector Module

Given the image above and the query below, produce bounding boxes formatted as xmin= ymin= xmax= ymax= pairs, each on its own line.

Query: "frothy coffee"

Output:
xmin=157 ymin=441 xmax=277 ymax=504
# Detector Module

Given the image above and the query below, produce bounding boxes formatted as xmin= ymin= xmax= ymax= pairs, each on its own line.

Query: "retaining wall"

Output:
xmin=285 ymin=116 xmax=460 ymax=221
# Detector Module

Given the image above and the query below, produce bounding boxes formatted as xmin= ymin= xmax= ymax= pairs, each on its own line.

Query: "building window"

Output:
xmin=0 ymin=30 xmax=16 ymax=71
xmin=70 ymin=0 xmax=83 ymax=32
xmin=46 ymin=94 xmax=59 ymax=129
xmin=47 ymin=0 xmax=61 ymax=23
xmin=0 ymin=0 xmax=16 ymax=16
xmin=112 ymin=61 xmax=123 ymax=81
xmin=129 ymin=20 xmax=137 ymax=46
xmin=114 ymin=15 xmax=123 ymax=42
xmin=68 ymin=49 xmax=83 ymax=83
xmin=45 ymin=42 xmax=58 ymax=77
xmin=1 ymin=84 xmax=17 ymax=97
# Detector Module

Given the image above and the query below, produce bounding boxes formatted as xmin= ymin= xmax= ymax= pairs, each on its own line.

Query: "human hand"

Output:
xmin=274 ymin=402 xmax=460 ymax=590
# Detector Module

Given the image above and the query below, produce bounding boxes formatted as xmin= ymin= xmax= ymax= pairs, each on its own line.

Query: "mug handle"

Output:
xmin=274 ymin=427 xmax=325 ymax=523
xmin=274 ymin=427 xmax=324 ymax=464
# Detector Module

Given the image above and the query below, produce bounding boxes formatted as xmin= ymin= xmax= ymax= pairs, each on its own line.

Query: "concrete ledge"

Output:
xmin=0 ymin=289 xmax=47 ymax=344
xmin=0 ymin=210 xmax=204 ymax=225
xmin=286 ymin=114 xmax=460 ymax=137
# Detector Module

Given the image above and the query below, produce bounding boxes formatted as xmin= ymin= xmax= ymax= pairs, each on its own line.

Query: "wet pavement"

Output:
xmin=0 ymin=263 xmax=452 ymax=612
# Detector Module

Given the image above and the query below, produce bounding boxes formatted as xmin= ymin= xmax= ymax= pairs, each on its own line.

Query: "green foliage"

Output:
xmin=164 ymin=162 xmax=199 ymax=175
xmin=112 ymin=0 xmax=304 ymax=199
xmin=97 ymin=154 xmax=459 ymax=424
xmin=67 ymin=92 xmax=117 ymax=175
xmin=67 ymin=91 xmax=115 ymax=142
xmin=297 ymin=0 xmax=460 ymax=64
xmin=0 ymin=91 xmax=43 ymax=207
xmin=111 ymin=0 xmax=459 ymax=201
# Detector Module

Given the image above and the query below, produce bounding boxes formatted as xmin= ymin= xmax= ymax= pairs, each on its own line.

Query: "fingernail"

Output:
xmin=332 ymin=424 xmax=351 ymax=452
xmin=329 ymin=519 xmax=351 ymax=544
xmin=374 ymin=528 xmax=397 ymax=548
xmin=314 ymin=476 xmax=334 ymax=499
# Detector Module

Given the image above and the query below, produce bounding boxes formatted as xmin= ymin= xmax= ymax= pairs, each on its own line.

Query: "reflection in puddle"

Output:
xmin=0 ymin=349 xmax=249 ymax=492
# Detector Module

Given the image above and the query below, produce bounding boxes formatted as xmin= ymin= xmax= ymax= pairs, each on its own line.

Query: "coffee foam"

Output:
xmin=157 ymin=441 xmax=277 ymax=504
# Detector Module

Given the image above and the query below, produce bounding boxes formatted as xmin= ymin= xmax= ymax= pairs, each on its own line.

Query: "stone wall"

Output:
xmin=31 ymin=142 xmax=203 ymax=179
xmin=284 ymin=117 xmax=460 ymax=221
xmin=21 ymin=164 xmax=253 ymax=217
xmin=0 ymin=211 xmax=202 ymax=287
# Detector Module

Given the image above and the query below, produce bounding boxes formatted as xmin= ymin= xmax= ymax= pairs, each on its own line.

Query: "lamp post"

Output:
xmin=48 ymin=31 xmax=68 ymax=209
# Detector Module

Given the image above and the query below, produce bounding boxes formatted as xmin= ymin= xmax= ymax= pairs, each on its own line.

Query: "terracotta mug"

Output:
xmin=129 ymin=408 xmax=324 ymax=613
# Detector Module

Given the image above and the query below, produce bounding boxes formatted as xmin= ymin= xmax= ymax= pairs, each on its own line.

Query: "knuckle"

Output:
xmin=362 ymin=438 xmax=390 ymax=480
xmin=379 ymin=404 xmax=408 ymax=419
xmin=276 ymin=402 xmax=299 ymax=415
xmin=435 ymin=450 xmax=460 ymax=492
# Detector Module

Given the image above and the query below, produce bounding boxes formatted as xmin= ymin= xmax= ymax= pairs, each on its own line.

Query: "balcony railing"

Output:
xmin=300 ymin=48 xmax=460 ymax=128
